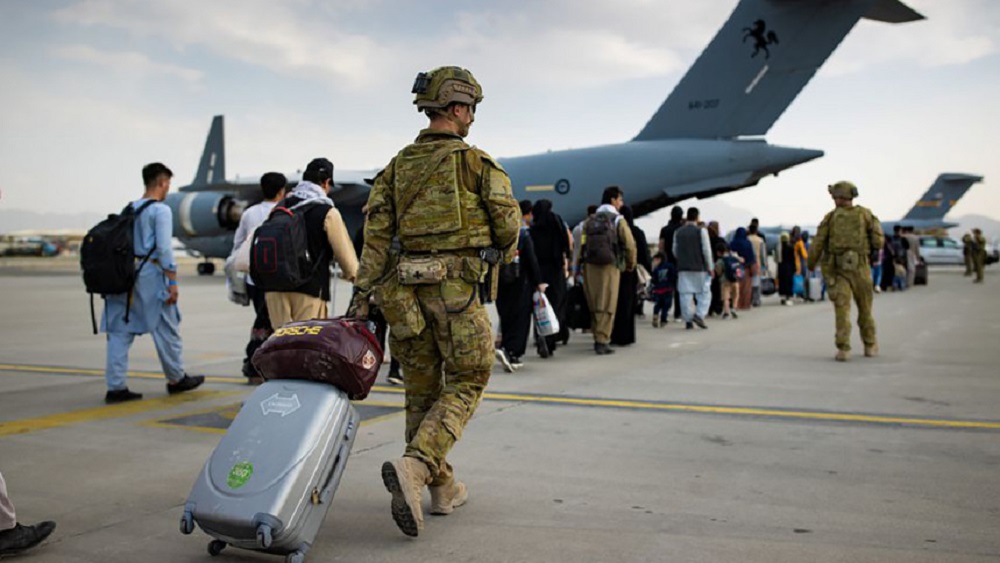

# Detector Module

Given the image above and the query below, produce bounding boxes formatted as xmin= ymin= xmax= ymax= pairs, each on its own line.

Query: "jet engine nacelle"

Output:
xmin=165 ymin=192 xmax=245 ymax=238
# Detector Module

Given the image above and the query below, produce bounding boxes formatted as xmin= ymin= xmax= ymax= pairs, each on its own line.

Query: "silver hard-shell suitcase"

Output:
xmin=180 ymin=380 xmax=359 ymax=563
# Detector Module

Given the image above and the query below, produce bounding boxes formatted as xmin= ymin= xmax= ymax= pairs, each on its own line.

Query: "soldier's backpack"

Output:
xmin=250 ymin=201 xmax=328 ymax=292
xmin=829 ymin=207 xmax=869 ymax=253
xmin=582 ymin=212 xmax=619 ymax=266
xmin=722 ymin=255 xmax=745 ymax=282
xmin=80 ymin=199 xmax=157 ymax=334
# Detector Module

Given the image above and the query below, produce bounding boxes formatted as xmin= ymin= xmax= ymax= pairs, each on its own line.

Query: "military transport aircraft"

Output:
xmin=880 ymin=173 xmax=984 ymax=234
xmin=166 ymin=0 xmax=924 ymax=274
xmin=754 ymin=173 xmax=985 ymax=253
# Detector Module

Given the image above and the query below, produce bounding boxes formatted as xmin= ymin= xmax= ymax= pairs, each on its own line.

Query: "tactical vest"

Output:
xmin=393 ymin=138 xmax=493 ymax=253
xmin=828 ymin=207 xmax=870 ymax=254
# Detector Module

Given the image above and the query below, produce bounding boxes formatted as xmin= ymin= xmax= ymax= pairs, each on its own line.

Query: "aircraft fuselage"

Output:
xmin=174 ymin=138 xmax=822 ymax=259
xmin=501 ymin=138 xmax=822 ymax=227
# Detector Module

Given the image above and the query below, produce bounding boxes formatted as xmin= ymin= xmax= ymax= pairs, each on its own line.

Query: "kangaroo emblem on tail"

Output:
xmin=742 ymin=19 xmax=779 ymax=59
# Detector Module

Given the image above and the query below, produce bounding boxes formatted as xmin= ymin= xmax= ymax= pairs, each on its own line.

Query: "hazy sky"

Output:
xmin=1 ymin=0 xmax=998 ymax=236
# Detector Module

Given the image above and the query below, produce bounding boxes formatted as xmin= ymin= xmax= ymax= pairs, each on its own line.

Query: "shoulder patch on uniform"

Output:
xmin=472 ymin=147 xmax=507 ymax=175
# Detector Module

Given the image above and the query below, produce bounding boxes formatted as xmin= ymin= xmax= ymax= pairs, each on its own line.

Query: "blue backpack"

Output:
xmin=722 ymin=255 xmax=745 ymax=282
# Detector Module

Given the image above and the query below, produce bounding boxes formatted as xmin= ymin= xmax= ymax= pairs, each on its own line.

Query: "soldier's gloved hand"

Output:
xmin=349 ymin=291 xmax=370 ymax=319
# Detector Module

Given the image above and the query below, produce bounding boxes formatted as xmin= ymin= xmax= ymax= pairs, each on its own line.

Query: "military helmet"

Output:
xmin=412 ymin=66 xmax=483 ymax=112
xmin=828 ymin=181 xmax=859 ymax=199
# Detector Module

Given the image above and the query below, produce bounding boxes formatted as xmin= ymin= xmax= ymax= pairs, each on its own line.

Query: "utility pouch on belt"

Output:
xmin=374 ymin=277 xmax=426 ymax=340
xmin=397 ymin=256 xmax=447 ymax=285
xmin=836 ymin=250 xmax=859 ymax=271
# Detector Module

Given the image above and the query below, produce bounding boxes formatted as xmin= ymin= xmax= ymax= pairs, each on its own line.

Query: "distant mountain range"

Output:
xmin=1 ymin=209 xmax=103 ymax=233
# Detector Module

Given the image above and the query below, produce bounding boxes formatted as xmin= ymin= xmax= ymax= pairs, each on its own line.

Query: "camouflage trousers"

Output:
xmin=973 ymin=255 xmax=985 ymax=282
xmin=388 ymin=278 xmax=493 ymax=487
xmin=825 ymin=266 xmax=876 ymax=352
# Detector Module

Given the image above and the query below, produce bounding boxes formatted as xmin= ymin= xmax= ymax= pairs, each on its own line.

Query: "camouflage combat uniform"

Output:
xmin=356 ymin=128 xmax=519 ymax=486
xmin=962 ymin=233 xmax=974 ymax=276
xmin=808 ymin=182 xmax=884 ymax=356
xmin=972 ymin=230 xmax=987 ymax=283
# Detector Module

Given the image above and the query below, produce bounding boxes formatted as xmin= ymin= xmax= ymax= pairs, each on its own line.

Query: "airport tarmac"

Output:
xmin=0 ymin=259 xmax=998 ymax=562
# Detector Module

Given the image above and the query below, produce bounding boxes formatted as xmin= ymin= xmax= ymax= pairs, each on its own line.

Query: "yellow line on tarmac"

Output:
xmin=0 ymin=390 xmax=237 ymax=437
xmin=4 ymin=363 xmax=999 ymax=430
xmin=479 ymin=393 xmax=1000 ymax=430
xmin=0 ymin=363 xmax=242 ymax=385
xmin=374 ymin=386 xmax=1000 ymax=429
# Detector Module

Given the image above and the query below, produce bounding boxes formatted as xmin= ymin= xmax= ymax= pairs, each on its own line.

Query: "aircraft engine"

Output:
xmin=165 ymin=192 xmax=245 ymax=238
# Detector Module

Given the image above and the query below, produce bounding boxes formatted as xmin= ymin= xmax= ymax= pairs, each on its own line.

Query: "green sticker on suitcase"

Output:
xmin=227 ymin=461 xmax=254 ymax=489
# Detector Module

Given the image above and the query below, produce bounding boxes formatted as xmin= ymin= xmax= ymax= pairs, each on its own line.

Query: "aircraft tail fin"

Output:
xmin=192 ymin=115 xmax=225 ymax=186
xmin=633 ymin=0 xmax=923 ymax=141
xmin=902 ymin=173 xmax=983 ymax=221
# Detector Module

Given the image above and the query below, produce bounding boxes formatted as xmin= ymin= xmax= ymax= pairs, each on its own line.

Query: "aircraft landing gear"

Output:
xmin=197 ymin=261 xmax=216 ymax=276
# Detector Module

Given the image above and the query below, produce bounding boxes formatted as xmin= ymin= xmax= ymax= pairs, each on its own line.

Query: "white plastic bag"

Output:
xmin=231 ymin=226 xmax=256 ymax=274
xmin=224 ymin=227 xmax=254 ymax=306
xmin=635 ymin=264 xmax=652 ymax=301
xmin=533 ymin=290 xmax=560 ymax=337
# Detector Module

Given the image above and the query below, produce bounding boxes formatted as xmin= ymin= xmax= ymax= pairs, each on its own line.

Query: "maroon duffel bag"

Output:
xmin=252 ymin=318 xmax=384 ymax=400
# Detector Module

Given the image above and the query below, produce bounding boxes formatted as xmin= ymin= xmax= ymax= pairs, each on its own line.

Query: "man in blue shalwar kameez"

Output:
xmin=102 ymin=162 xmax=204 ymax=403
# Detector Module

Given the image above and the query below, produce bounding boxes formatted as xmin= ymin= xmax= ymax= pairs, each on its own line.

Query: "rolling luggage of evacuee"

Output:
xmin=914 ymin=258 xmax=928 ymax=285
xmin=180 ymin=380 xmax=359 ymax=563
xmin=180 ymin=319 xmax=382 ymax=563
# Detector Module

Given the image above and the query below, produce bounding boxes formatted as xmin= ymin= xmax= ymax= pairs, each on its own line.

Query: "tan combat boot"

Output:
xmin=835 ymin=350 xmax=849 ymax=362
xmin=429 ymin=479 xmax=469 ymax=515
xmin=864 ymin=343 xmax=879 ymax=357
xmin=381 ymin=457 xmax=431 ymax=537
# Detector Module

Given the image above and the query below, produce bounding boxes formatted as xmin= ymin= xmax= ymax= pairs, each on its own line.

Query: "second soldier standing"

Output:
xmin=352 ymin=67 xmax=520 ymax=537
xmin=807 ymin=181 xmax=884 ymax=361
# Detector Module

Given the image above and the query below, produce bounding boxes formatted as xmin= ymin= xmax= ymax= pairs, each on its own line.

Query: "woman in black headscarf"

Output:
xmin=707 ymin=221 xmax=725 ymax=316
xmin=630 ymin=207 xmax=652 ymax=318
xmin=611 ymin=205 xmax=642 ymax=346
xmin=777 ymin=231 xmax=795 ymax=305
xmin=529 ymin=199 xmax=572 ymax=355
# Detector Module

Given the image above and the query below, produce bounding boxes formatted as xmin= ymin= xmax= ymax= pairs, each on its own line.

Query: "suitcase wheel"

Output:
xmin=285 ymin=551 xmax=305 ymax=563
xmin=256 ymin=524 xmax=273 ymax=549
xmin=179 ymin=512 xmax=194 ymax=535
xmin=207 ymin=540 xmax=227 ymax=557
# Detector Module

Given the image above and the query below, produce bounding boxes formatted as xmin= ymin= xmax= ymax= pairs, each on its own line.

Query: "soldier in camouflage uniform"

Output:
xmin=352 ymin=66 xmax=520 ymax=537
xmin=971 ymin=228 xmax=987 ymax=283
xmin=962 ymin=232 xmax=974 ymax=276
xmin=808 ymin=181 xmax=885 ymax=362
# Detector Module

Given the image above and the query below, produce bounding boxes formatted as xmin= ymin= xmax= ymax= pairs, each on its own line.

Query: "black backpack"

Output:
xmin=81 ymin=200 xmax=157 ymax=334
xmin=250 ymin=202 xmax=327 ymax=292
xmin=583 ymin=212 xmax=619 ymax=265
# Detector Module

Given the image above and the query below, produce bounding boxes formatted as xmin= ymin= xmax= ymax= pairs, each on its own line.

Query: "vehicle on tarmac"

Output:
xmin=0 ymin=236 xmax=59 ymax=257
xmin=918 ymin=236 xmax=964 ymax=266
